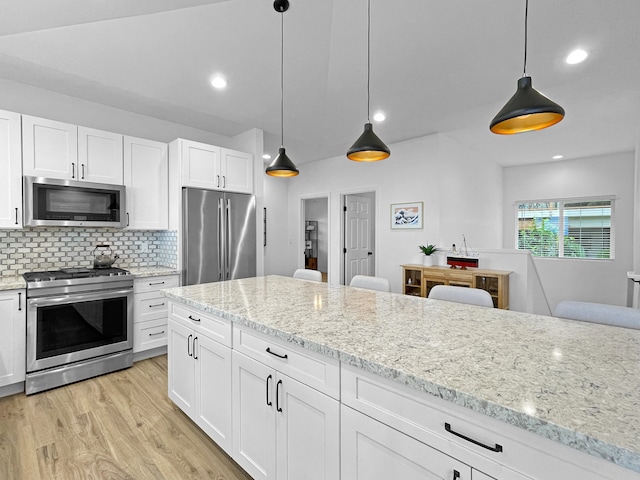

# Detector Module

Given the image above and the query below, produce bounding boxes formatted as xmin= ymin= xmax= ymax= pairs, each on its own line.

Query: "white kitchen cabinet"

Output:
xmin=77 ymin=126 xmax=123 ymax=184
xmin=174 ymin=138 xmax=253 ymax=194
xmin=0 ymin=110 xmax=23 ymax=229
xmin=133 ymin=274 xmax=179 ymax=354
xmin=232 ymin=350 xmax=340 ymax=480
xmin=341 ymin=405 xmax=471 ymax=480
xmin=22 ymin=116 xmax=123 ymax=184
xmin=220 ymin=147 xmax=253 ymax=194
xmin=0 ymin=289 xmax=26 ymax=388
xmin=123 ymin=136 xmax=168 ymax=230
xmin=167 ymin=302 xmax=233 ymax=454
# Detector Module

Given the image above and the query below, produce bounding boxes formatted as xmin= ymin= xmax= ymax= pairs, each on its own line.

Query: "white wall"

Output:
xmin=277 ymin=133 xmax=504 ymax=292
xmin=502 ymin=152 xmax=635 ymax=310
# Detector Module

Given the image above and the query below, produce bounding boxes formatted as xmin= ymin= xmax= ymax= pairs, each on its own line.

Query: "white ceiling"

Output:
xmin=0 ymin=0 xmax=638 ymax=168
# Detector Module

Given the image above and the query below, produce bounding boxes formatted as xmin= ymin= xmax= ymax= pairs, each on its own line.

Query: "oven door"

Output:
xmin=27 ymin=287 xmax=133 ymax=373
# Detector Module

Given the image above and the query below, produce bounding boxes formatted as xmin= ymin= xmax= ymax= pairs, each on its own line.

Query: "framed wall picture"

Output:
xmin=391 ymin=202 xmax=423 ymax=229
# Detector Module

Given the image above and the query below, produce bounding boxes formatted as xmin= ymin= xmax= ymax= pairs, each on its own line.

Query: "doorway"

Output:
xmin=342 ymin=191 xmax=376 ymax=286
xmin=302 ymin=197 xmax=329 ymax=282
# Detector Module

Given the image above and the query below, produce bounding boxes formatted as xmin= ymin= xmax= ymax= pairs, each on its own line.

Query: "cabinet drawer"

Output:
xmin=168 ymin=302 xmax=231 ymax=347
xmin=134 ymin=291 xmax=168 ymax=323
xmin=341 ymin=365 xmax=626 ymax=480
xmin=134 ymin=274 xmax=179 ymax=294
xmin=233 ymin=325 xmax=340 ymax=399
xmin=134 ymin=318 xmax=167 ymax=352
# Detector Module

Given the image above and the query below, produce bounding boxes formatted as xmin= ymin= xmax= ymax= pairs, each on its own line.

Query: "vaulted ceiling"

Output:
xmin=0 ymin=0 xmax=638 ymax=167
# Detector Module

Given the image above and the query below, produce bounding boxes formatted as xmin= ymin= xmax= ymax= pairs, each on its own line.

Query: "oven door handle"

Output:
xmin=28 ymin=288 xmax=133 ymax=307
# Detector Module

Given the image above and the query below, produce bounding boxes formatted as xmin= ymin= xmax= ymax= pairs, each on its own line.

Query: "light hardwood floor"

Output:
xmin=0 ymin=355 xmax=253 ymax=480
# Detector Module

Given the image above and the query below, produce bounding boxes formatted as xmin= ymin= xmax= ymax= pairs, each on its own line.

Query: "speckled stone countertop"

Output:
xmin=162 ymin=275 xmax=640 ymax=473
xmin=127 ymin=266 xmax=179 ymax=278
xmin=0 ymin=275 xmax=26 ymax=291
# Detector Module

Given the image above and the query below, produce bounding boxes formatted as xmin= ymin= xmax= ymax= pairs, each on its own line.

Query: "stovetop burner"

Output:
xmin=24 ymin=267 xmax=132 ymax=290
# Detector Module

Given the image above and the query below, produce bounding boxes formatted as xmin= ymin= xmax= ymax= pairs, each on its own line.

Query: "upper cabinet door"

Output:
xmin=0 ymin=110 xmax=22 ymax=229
xmin=221 ymin=147 xmax=253 ymax=194
xmin=22 ymin=115 xmax=77 ymax=180
xmin=123 ymin=136 xmax=168 ymax=230
xmin=181 ymin=139 xmax=222 ymax=190
xmin=78 ymin=127 xmax=123 ymax=184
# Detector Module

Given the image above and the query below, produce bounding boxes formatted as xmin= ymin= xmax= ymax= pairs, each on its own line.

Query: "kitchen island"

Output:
xmin=162 ymin=275 xmax=640 ymax=479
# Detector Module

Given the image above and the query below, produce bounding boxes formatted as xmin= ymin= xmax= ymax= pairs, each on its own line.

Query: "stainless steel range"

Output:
xmin=24 ymin=267 xmax=133 ymax=395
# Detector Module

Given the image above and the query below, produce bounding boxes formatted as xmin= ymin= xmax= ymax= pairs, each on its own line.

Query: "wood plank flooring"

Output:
xmin=0 ymin=355 xmax=253 ymax=480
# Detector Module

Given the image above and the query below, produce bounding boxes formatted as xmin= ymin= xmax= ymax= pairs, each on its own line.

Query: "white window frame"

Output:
xmin=514 ymin=195 xmax=615 ymax=260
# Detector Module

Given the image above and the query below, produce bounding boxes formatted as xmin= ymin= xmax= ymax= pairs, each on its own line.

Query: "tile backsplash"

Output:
xmin=0 ymin=228 xmax=177 ymax=277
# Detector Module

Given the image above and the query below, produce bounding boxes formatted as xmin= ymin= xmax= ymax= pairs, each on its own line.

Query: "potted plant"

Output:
xmin=419 ymin=243 xmax=438 ymax=266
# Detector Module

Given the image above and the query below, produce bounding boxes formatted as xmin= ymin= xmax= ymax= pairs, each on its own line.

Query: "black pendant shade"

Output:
xmin=347 ymin=123 xmax=390 ymax=162
xmin=490 ymin=76 xmax=565 ymax=134
xmin=266 ymin=147 xmax=299 ymax=177
xmin=265 ymin=0 xmax=299 ymax=177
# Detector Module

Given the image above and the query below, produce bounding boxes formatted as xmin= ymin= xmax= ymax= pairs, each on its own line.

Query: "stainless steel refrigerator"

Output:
xmin=183 ymin=188 xmax=256 ymax=286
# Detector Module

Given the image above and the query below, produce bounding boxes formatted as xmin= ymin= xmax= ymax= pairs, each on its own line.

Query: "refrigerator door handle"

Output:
xmin=226 ymin=198 xmax=231 ymax=279
xmin=218 ymin=198 xmax=224 ymax=281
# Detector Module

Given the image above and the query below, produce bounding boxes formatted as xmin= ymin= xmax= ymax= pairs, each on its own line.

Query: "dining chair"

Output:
xmin=427 ymin=285 xmax=494 ymax=308
xmin=553 ymin=300 xmax=640 ymax=329
xmin=292 ymin=268 xmax=323 ymax=282
xmin=349 ymin=275 xmax=391 ymax=292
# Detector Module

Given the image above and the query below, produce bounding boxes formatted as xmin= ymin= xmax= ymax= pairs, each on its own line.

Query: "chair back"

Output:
xmin=349 ymin=275 xmax=391 ymax=292
xmin=428 ymin=285 xmax=494 ymax=308
xmin=553 ymin=300 xmax=640 ymax=329
xmin=293 ymin=269 xmax=322 ymax=282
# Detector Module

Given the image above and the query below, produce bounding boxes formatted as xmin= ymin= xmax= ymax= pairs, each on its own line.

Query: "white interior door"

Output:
xmin=344 ymin=194 xmax=374 ymax=285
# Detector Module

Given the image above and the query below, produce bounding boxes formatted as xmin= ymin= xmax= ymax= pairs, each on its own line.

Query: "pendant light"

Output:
xmin=266 ymin=0 xmax=299 ymax=177
xmin=346 ymin=0 xmax=390 ymax=162
xmin=490 ymin=0 xmax=564 ymax=135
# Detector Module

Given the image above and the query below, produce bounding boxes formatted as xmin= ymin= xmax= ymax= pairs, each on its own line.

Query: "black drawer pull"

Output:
xmin=148 ymin=330 xmax=165 ymax=336
xmin=266 ymin=347 xmax=288 ymax=359
xmin=444 ymin=423 xmax=503 ymax=453
xmin=188 ymin=315 xmax=201 ymax=322
xmin=266 ymin=374 xmax=273 ymax=406
xmin=149 ymin=281 xmax=166 ymax=286
xmin=148 ymin=302 xmax=165 ymax=308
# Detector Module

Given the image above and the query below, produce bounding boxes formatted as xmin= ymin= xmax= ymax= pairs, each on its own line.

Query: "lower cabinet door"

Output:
xmin=167 ymin=319 xmax=195 ymax=414
xmin=232 ymin=351 xmax=277 ymax=480
xmin=275 ymin=374 xmax=340 ymax=480
xmin=341 ymin=405 xmax=472 ymax=480
xmin=194 ymin=333 xmax=232 ymax=455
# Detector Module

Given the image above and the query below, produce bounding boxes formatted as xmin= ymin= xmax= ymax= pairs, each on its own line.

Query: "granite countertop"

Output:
xmin=162 ymin=275 xmax=640 ymax=473
xmin=127 ymin=266 xmax=180 ymax=278
xmin=0 ymin=275 xmax=26 ymax=291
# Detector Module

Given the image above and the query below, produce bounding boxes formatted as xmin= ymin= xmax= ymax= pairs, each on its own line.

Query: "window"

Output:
xmin=516 ymin=198 xmax=614 ymax=259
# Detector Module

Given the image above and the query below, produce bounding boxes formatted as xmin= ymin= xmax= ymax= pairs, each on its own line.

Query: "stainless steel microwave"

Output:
xmin=23 ymin=176 xmax=126 ymax=228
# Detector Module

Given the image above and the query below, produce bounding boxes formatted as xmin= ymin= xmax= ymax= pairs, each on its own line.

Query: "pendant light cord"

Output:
xmin=366 ymin=0 xmax=371 ymax=122
xmin=522 ymin=0 xmax=528 ymax=77
xmin=280 ymin=11 xmax=285 ymax=147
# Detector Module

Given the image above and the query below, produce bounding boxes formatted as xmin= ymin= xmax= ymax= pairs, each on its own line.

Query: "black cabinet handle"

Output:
xmin=71 ymin=162 xmax=75 ymax=178
xmin=148 ymin=302 xmax=165 ymax=308
xmin=188 ymin=315 xmax=201 ymax=322
xmin=222 ymin=175 xmax=226 ymax=188
xmin=216 ymin=174 xmax=220 ymax=187
xmin=149 ymin=281 xmax=166 ymax=286
xmin=266 ymin=374 xmax=273 ymax=406
xmin=276 ymin=379 xmax=283 ymax=412
xmin=126 ymin=212 xmax=130 ymax=226
xmin=444 ymin=423 xmax=503 ymax=452
xmin=193 ymin=337 xmax=198 ymax=359
xmin=18 ymin=292 xmax=22 ymax=311
xmin=81 ymin=163 xmax=85 ymax=179
xmin=453 ymin=470 xmax=460 ymax=480
xmin=266 ymin=347 xmax=288 ymax=359
xmin=187 ymin=334 xmax=193 ymax=357
xmin=14 ymin=207 xmax=18 ymax=225
xmin=148 ymin=330 xmax=165 ymax=337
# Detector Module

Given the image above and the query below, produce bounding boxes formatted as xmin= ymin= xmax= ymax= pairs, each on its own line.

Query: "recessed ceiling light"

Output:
xmin=210 ymin=75 xmax=228 ymax=89
xmin=262 ymin=154 xmax=272 ymax=160
xmin=373 ymin=112 xmax=386 ymax=122
xmin=552 ymin=155 xmax=564 ymax=160
xmin=565 ymin=49 xmax=588 ymax=65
